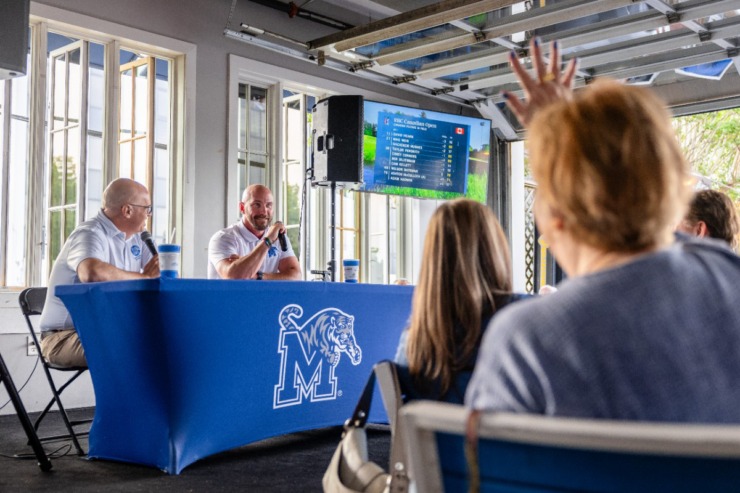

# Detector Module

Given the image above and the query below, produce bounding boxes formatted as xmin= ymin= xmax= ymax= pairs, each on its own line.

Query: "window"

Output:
xmin=237 ymin=83 xmax=268 ymax=199
xmin=118 ymin=52 xmax=172 ymax=242
xmin=47 ymin=38 xmax=83 ymax=273
xmin=337 ymin=190 xmax=360 ymax=281
xmin=0 ymin=18 xmax=184 ymax=288
xmin=0 ymin=59 xmax=30 ymax=286
xmin=366 ymin=194 xmax=403 ymax=284
xmin=281 ymin=92 xmax=314 ymax=261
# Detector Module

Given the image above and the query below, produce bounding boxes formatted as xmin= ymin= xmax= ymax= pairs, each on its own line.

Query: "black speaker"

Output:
xmin=311 ymin=95 xmax=363 ymax=184
xmin=0 ymin=0 xmax=29 ymax=80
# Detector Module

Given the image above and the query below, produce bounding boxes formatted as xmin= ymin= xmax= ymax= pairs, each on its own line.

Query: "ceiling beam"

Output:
xmin=457 ymin=26 xmax=737 ymax=92
xmin=412 ymin=0 xmax=740 ymax=81
xmin=307 ymin=0 xmax=519 ymax=52
xmin=372 ymin=0 xmax=635 ymax=66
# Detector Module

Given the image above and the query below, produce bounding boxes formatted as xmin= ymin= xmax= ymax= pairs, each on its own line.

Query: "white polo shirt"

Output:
xmin=207 ymin=220 xmax=296 ymax=279
xmin=39 ymin=210 xmax=153 ymax=332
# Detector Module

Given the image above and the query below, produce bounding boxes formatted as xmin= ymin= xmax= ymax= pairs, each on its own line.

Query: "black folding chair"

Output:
xmin=0 ymin=348 xmax=52 ymax=471
xmin=19 ymin=287 xmax=90 ymax=456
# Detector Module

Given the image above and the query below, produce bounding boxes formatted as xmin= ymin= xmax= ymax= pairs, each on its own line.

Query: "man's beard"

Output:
xmin=251 ymin=215 xmax=271 ymax=231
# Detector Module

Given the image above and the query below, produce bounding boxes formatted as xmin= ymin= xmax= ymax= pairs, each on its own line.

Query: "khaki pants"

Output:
xmin=40 ymin=329 xmax=87 ymax=368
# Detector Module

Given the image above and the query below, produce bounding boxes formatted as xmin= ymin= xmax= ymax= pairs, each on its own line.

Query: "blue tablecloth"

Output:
xmin=56 ymin=279 xmax=413 ymax=473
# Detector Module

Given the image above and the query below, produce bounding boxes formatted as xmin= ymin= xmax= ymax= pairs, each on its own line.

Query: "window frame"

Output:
xmin=0 ymin=6 xmax=194 ymax=289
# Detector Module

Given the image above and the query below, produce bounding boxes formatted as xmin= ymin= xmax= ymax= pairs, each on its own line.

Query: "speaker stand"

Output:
xmin=329 ymin=181 xmax=337 ymax=282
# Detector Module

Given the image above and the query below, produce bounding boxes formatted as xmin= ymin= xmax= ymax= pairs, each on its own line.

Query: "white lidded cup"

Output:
xmin=343 ymin=259 xmax=359 ymax=283
xmin=158 ymin=244 xmax=181 ymax=278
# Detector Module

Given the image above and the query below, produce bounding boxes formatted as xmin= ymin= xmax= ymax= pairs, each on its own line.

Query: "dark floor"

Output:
xmin=0 ymin=407 xmax=391 ymax=492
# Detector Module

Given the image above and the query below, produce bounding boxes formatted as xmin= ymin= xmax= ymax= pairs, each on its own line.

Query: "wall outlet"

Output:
xmin=27 ymin=335 xmax=38 ymax=356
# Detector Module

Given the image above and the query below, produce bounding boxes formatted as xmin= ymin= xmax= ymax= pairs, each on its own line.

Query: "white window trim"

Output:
xmin=26 ymin=2 xmax=197 ymax=278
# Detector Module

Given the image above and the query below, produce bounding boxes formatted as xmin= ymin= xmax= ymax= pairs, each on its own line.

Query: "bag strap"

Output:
xmin=345 ymin=362 xmax=410 ymax=492
xmin=464 ymin=409 xmax=482 ymax=493
xmin=347 ymin=369 xmax=377 ymax=429
xmin=375 ymin=361 xmax=408 ymax=493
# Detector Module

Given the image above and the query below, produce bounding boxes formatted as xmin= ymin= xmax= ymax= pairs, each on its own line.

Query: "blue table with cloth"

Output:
xmin=56 ymin=279 xmax=412 ymax=474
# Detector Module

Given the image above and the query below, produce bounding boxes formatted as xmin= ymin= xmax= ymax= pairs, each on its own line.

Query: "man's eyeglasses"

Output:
xmin=129 ymin=203 xmax=153 ymax=215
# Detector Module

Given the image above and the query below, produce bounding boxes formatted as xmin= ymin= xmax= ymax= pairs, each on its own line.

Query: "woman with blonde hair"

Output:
xmin=394 ymin=198 xmax=525 ymax=402
xmin=466 ymin=39 xmax=740 ymax=422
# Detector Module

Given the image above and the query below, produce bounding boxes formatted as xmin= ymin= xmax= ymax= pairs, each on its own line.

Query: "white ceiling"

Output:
xmin=235 ymin=0 xmax=740 ymax=138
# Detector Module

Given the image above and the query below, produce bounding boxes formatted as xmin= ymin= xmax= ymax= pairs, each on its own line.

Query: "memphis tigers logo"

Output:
xmin=273 ymin=304 xmax=362 ymax=409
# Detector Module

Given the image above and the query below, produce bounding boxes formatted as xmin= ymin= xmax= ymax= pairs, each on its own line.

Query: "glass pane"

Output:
xmin=154 ymin=58 xmax=170 ymax=146
xmin=50 ymin=131 xmax=65 ymax=206
xmin=6 ymin=119 xmax=30 ymax=286
xmin=285 ymin=99 xmax=302 ymax=162
xmin=342 ymin=232 xmax=357 ymax=268
xmin=87 ymin=134 xmax=104 ymax=218
xmin=67 ymin=48 xmax=81 ymax=124
xmin=87 ymin=42 xmax=105 ymax=133
xmin=238 ymin=151 xmax=247 ymax=198
xmin=134 ymin=137 xmax=148 ymax=185
xmin=249 ymin=86 xmax=267 ymax=153
xmin=248 ymin=154 xmax=266 ymax=187
xmin=152 ymin=203 xmax=167 ymax=244
xmin=238 ymin=83 xmax=247 ymax=150
xmin=119 ymin=48 xmax=140 ymax=66
xmin=64 ymin=208 xmax=77 ymax=240
xmin=47 ymin=32 xmax=79 ymax=52
xmin=66 ymin=126 xmax=80 ymax=205
xmin=153 ymin=146 xmax=170 ymax=244
xmin=134 ymin=63 xmax=149 ymax=137
xmin=287 ymin=228 xmax=299 ymax=259
xmin=49 ymin=210 xmax=62 ymax=271
xmin=342 ymin=191 xmax=356 ymax=228
xmin=0 ymin=83 xmax=4 ymax=238
xmin=368 ymin=194 xmax=388 ymax=284
xmin=120 ymin=68 xmax=133 ymax=138
xmin=10 ymin=70 xmax=29 ymax=118
xmin=286 ymin=164 xmax=301 ymax=225
xmin=388 ymin=196 xmax=399 ymax=281
xmin=119 ymin=141 xmax=132 ymax=178
xmin=52 ymin=54 xmax=66 ymax=129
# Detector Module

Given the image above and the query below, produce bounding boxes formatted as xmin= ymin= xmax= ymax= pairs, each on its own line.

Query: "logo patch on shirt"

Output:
xmin=267 ymin=246 xmax=277 ymax=258
xmin=131 ymin=245 xmax=142 ymax=258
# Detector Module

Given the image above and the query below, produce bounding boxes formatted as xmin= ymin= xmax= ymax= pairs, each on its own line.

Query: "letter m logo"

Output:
xmin=273 ymin=326 xmax=336 ymax=409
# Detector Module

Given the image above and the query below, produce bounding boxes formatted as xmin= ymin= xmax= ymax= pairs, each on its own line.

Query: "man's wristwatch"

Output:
xmin=263 ymin=237 xmax=272 ymax=248
xmin=256 ymin=271 xmax=263 ymax=280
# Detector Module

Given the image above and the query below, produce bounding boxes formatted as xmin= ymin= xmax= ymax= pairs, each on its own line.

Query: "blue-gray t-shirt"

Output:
xmin=466 ymin=238 xmax=740 ymax=423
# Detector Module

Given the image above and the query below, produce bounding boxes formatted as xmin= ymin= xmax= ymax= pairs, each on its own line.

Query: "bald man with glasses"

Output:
xmin=39 ymin=178 xmax=160 ymax=368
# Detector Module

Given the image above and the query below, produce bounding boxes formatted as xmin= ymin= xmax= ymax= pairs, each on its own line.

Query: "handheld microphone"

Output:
xmin=140 ymin=230 xmax=158 ymax=256
xmin=278 ymin=231 xmax=288 ymax=252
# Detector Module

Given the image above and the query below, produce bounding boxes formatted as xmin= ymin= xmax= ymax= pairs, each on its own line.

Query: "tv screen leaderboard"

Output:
xmin=374 ymin=112 xmax=470 ymax=195
xmin=361 ymin=100 xmax=491 ymax=203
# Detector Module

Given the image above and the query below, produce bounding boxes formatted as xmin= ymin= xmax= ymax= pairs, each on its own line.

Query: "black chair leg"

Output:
xmin=38 ymin=368 xmax=87 ymax=455
xmin=0 ymin=350 xmax=53 ymax=471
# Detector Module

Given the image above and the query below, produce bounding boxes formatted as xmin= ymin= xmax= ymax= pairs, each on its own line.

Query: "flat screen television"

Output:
xmin=361 ymin=100 xmax=491 ymax=203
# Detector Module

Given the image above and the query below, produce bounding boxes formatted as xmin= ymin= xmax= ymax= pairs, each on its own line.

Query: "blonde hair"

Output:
xmin=529 ymin=79 xmax=691 ymax=252
xmin=406 ymin=199 xmax=512 ymax=394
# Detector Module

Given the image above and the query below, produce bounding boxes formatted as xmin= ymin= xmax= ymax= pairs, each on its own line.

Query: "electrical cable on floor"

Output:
xmin=1 ymin=442 xmax=72 ymax=461
xmin=0 ymin=355 xmax=40 ymax=411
